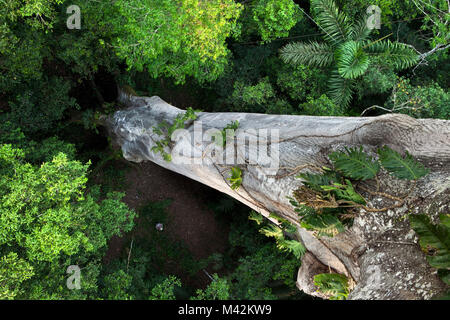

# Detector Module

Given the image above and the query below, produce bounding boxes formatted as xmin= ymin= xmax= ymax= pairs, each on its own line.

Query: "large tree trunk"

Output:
xmin=106 ymin=88 xmax=450 ymax=300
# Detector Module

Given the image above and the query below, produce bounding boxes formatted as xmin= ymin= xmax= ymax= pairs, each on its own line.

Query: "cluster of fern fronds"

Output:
xmin=290 ymin=145 xmax=429 ymax=237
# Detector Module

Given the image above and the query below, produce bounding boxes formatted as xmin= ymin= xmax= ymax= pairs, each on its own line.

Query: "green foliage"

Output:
xmin=0 ymin=252 xmax=34 ymax=299
xmin=355 ymin=57 xmax=398 ymax=97
xmin=248 ymin=210 xmax=264 ymax=225
xmin=228 ymin=167 xmax=243 ymax=190
xmin=336 ymin=41 xmax=370 ymax=79
xmin=329 ymin=146 xmax=380 ymax=180
xmin=0 ymin=122 xmax=77 ymax=164
xmin=313 ymin=273 xmax=349 ymax=300
xmin=274 ymin=61 xmax=327 ymax=102
xmin=364 ymin=40 xmax=420 ymax=70
xmin=377 ymin=146 xmax=429 ymax=180
xmin=251 ymin=0 xmax=302 ymax=43
xmin=0 ymin=147 xmax=135 ymax=261
xmin=321 ymin=179 xmax=366 ymax=204
xmin=0 ymin=0 xmax=64 ymax=30
xmin=384 ymin=78 xmax=450 ymax=120
xmin=228 ymin=243 xmax=284 ymax=299
xmin=221 ymin=120 xmax=239 ymax=147
xmin=25 ymin=137 xmax=77 ymax=164
xmin=212 ymin=200 xmax=301 ymax=300
xmin=329 ymin=145 xmax=428 ymax=181
xmin=258 ymin=217 xmax=305 ymax=259
xmin=280 ymin=0 xmax=418 ymax=108
xmin=2 ymin=78 xmax=78 ymax=135
xmin=276 ymin=238 xmax=306 ymax=259
xmin=272 ymin=256 xmax=299 ymax=288
xmin=299 ymin=94 xmax=345 ymax=116
xmin=101 ymin=269 xmax=133 ymax=300
xmin=149 ymin=276 xmax=181 ymax=300
xmin=409 ymin=214 xmax=450 ymax=272
xmin=300 ymin=212 xmax=345 ymax=237
xmin=266 ymin=99 xmax=296 ymax=115
xmin=0 ymin=0 xmax=446 ymax=302
xmin=232 ymin=77 xmax=275 ymax=105
xmin=106 ymin=0 xmax=242 ymax=83
xmin=292 ymin=146 xmax=428 ymax=238
xmin=310 ymin=0 xmax=351 ymax=44
xmin=191 ymin=274 xmax=230 ymax=300
xmin=280 ymin=41 xmax=335 ymax=67
xmin=337 ymin=0 xmax=419 ymax=28
xmin=152 ymin=108 xmax=198 ymax=161
xmin=327 ymin=69 xmax=355 ymax=107
xmin=410 ymin=0 xmax=450 ymax=48
xmin=297 ymin=170 xmax=341 ymax=193
xmin=0 ymin=143 xmax=136 ymax=298
xmin=259 ymin=224 xmax=284 ymax=240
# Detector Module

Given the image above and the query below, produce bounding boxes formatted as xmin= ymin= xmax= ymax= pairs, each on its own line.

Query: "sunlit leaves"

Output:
xmin=111 ymin=0 xmax=242 ymax=83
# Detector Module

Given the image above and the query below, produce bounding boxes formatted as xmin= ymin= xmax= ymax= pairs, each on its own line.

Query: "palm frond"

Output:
xmin=328 ymin=69 xmax=355 ymax=108
xmin=279 ymin=41 xmax=334 ymax=67
xmin=350 ymin=15 xmax=371 ymax=42
xmin=311 ymin=0 xmax=351 ymax=45
xmin=365 ymin=40 xmax=419 ymax=70
xmin=336 ymin=41 xmax=370 ymax=79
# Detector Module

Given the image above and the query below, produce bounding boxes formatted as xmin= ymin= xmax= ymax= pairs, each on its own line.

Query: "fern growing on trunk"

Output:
xmin=291 ymin=145 xmax=429 ymax=238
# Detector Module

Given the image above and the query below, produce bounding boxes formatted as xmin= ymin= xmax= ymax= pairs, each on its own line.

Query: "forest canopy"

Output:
xmin=0 ymin=0 xmax=448 ymax=300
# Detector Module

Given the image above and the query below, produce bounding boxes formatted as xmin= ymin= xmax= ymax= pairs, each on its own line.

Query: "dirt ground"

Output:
xmin=103 ymin=160 xmax=230 ymax=288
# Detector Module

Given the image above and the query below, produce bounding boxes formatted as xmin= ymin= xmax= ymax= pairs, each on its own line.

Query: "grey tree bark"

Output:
xmin=106 ymin=88 xmax=450 ymax=300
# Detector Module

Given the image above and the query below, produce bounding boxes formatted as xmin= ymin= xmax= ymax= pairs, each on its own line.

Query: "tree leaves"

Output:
xmin=0 ymin=252 xmax=34 ymax=300
xmin=0 ymin=145 xmax=136 ymax=262
xmin=329 ymin=146 xmax=380 ymax=180
xmin=111 ymin=0 xmax=243 ymax=83
xmin=409 ymin=214 xmax=450 ymax=271
xmin=377 ymin=146 xmax=429 ymax=180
